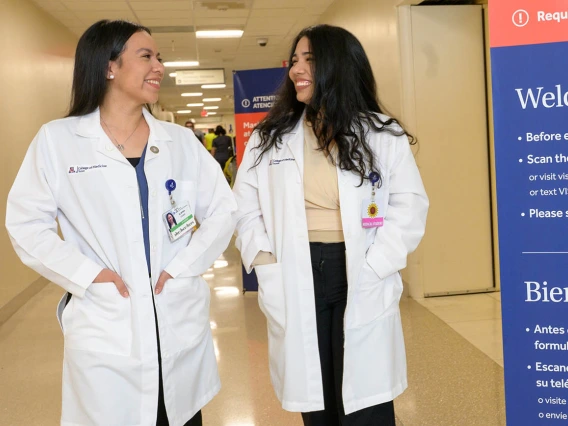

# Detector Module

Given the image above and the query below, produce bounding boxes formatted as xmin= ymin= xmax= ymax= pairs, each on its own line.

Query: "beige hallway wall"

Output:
xmin=0 ymin=0 xmax=77 ymax=308
xmin=319 ymin=0 xmax=403 ymax=118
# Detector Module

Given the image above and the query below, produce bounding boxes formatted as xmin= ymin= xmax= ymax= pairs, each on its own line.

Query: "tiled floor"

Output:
xmin=0 ymin=243 xmax=506 ymax=425
xmin=416 ymin=293 xmax=504 ymax=367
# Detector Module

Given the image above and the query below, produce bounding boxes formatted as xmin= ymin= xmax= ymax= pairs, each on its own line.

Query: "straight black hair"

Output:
xmin=67 ymin=20 xmax=151 ymax=117
xmin=254 ymin=25 xmax=414 ymax=186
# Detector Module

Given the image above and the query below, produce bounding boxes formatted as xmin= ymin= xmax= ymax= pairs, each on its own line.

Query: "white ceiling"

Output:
xmin=31 ymin=0 xmax=336 ymax=121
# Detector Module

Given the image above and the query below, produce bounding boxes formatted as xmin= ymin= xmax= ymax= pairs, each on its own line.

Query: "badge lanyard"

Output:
xmin=165 ymin=179 xmax=177 ymax=206
xmin=369 ymin=172 xmax=379 ymax=201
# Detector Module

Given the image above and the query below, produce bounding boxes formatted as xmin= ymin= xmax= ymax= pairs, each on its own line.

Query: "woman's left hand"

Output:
xmin=154 ymin=271 xmax=173 ymax=295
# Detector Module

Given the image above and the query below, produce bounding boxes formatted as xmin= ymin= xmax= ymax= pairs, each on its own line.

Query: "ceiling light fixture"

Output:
xmin=207 ymin=112 xmax=217 ymax=115
xmin=202 ymin=84 xmax=226 ymax=89
xmin=177 ymin=110 xmax=192 ymax=114
xmin=181 ymin=93 xmax=203 ymax=97
xmin=163 ymin=61 xmax=199 ymax=67
xmin=169 ymin=72 xmax=177 ymax=77
xmin=187 ymin=103 xmax=204 ymax=107
xmin=203 ymin=98 xmax=222 ymax=102
xmin=204 ymin=106 xmax=219 ymax=110
xmin=196 ymin=30 xmax=243 ymax=39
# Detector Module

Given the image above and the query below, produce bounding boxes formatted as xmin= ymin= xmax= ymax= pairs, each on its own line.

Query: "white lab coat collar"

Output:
xmin=142 ymin=107 xmax=173 ymax=142
xmin=286 ymin=110 xmax=306 ymax=135
xmin=283 ymin=110 xmax=307 ymax=178
xmin=74 ymin=107 xmax=172 ymax=164
xmin=75 ymin=107 xmax=172 ymax=141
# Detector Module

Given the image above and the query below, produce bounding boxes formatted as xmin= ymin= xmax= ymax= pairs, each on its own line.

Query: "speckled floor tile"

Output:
xmin=0 ymin=283 xmax=63 ymax=425
xmin=415 ymin=293 xmax=502 ymax=323
xmin=0 ymin=243 xmax=504 ymax=426
xmin=397 ymin=299 xmax=506 ymax=426
xmin=449 ymin=319 xmax=504 ymax=362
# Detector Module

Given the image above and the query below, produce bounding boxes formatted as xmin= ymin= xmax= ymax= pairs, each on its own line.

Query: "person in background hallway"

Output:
xmin=211 ymin=125 xmax=233 ymax=170
xmin=5 ymin=19 xmax=236 ymax=426
xmin=232 ymin=24 xmax=428 ymax=426
xmin=204 ymin=128 xmax=216 ymax=152
xmin=185 ymin=120 xmax=204 ymax=145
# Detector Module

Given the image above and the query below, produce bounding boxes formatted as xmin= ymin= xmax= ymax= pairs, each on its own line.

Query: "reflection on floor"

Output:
xmin=416 ymin=293 xmax=503 ymax=367
xmin=0 ymin=243 xmax=505 ymax=425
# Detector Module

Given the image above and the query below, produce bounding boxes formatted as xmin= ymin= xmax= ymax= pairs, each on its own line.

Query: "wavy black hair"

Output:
xmin=253 ymin=24 xmax=414 ymax=186
xmin=67 ymin=20 xmax=151 ymax=117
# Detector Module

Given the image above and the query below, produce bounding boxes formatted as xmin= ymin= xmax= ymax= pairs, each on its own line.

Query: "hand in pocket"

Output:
xmin=93 ymin=269 xmax=129 ymax=297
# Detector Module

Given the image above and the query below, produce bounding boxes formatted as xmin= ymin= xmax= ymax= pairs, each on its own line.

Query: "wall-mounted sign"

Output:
xmin=175 ymin=69 xmax=225 ymax=86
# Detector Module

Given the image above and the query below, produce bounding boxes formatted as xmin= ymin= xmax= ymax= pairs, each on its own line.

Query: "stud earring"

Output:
xmin=109 ymin=75 xmax=114 ymax=80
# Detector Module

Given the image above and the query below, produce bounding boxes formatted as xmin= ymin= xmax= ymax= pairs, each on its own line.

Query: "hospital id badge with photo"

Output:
xmin=361 ymin=198 xmax=384 ymax=228
xmin=163 ymin=202 xmax=196 ymax=242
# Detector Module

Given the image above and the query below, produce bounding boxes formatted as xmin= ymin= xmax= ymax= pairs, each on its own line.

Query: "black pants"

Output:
xmin=215 ymin=157 xmax=228 ymax=170
xmin=156 ymin=362 xmax=202 ymax=426
xmin=301 ymin=242 xmax=396 ymax=426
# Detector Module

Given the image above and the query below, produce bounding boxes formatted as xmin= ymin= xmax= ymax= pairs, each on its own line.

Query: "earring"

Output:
xmin=109 ymin=75 xmax=114 ymax=80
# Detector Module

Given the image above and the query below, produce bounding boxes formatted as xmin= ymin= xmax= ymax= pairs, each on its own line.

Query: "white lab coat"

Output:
xmin=233 ymin=114 xmax=428 ymax=415
xmin=6 ymin=108 xmax=237 ymax=426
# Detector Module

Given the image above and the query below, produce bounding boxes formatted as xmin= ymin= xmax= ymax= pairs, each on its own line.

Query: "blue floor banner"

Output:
xmin=490 ymin=1 xmax=568 ymax=424
xmin=233 ymin=67 xmax=286 ymax=292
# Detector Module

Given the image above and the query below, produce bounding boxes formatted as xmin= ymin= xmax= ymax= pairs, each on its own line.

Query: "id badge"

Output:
xmin=362 ymin=171 xmax=383 ymax=228
xmin=361 ymin=198 xmax=384 ymax=228
xmin=163 ymin=202 xmax=196 ymax=242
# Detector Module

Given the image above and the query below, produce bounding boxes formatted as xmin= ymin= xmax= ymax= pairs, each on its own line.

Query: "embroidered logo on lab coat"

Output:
xmin=68 ymin=164 xmax=108 ymax=174
xmin=269 ymin=158 xmax=295 ymax=166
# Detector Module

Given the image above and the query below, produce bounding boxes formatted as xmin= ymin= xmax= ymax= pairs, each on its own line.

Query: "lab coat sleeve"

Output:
xmin=164 ymin=142 xmax=237 ymax=278
xmin=366 ymin=136 xmax=429 ymax=280
xmin=5 ymin=126 xmax=103 ymax=298
xmin=232 ymin=133 xmax=274 ymax=273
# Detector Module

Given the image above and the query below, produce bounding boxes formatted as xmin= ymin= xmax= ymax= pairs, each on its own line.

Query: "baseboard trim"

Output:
xmin=0 ymin=277 xmax=49 ymax=326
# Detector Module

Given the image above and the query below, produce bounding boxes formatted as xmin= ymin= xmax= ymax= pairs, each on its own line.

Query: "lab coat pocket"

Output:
xmin=347 ymin=263 xmax=402 ymax=329
xmin=161 ymin=277 xmax=210 ymax=351
xmin=64 ymin=283 xmax=132 ymax=356
xmin=254 ymin=262 xmax=286 ymax=394
xmin=255 ymin=263 xmax=286 ymax=331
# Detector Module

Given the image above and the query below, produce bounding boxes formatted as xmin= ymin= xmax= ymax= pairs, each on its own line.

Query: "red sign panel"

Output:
xmin=235 ymin=112 xmax=269 ymax=166
xmin=490 ymin=0 xmax=568 ymax=47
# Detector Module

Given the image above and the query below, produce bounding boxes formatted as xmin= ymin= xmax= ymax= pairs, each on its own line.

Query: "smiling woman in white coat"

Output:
xmin=233 ymin=25 xmax=429 ymax=426
xmin=5 ymin=20 xmax=236 ymax=426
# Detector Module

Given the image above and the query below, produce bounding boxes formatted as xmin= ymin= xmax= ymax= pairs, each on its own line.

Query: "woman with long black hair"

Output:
xmin=6 ymin=20 xmax=236 ymax=426
xmin=233 ymin=25 xmax=428 ymax=425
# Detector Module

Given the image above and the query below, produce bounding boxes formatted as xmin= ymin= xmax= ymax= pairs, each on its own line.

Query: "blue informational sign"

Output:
xmin=490 ymin=2 xmax=568 ymax=423
xmin=233 ymin=68 xmax=286 ymax=114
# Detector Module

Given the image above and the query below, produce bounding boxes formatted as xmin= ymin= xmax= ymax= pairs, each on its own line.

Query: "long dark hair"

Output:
xmin=67 ymin=20 xmax=151 ymax=117
xmin=254 ymin=25 xmax=414 ymax=186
